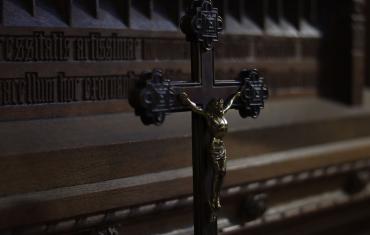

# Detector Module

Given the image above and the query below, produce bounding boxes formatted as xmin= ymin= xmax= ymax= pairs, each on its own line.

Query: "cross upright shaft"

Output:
xmin=180 ymin=2 xmax=232 ymax=233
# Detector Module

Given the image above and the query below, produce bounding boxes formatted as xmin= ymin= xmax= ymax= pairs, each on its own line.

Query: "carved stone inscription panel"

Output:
xmin=0 ymin=72 xmax=133 ymax=106
xmin=0 ymin=32 xmax=141 ymax=62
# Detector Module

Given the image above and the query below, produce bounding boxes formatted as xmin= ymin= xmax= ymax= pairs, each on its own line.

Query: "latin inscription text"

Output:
xmin=0 ymin=32 xmax=141 ymax=61
xmin=0 ymin=72 xmax=134 ymax=105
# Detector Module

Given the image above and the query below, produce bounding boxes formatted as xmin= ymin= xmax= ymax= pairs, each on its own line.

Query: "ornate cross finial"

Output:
xmin=129 ymin=69 xmax=176 ymax=125
xmin=180 ymin=0 xmax=223 ymax=50
xmin=238 ymin=69 xmax=269 ymax=118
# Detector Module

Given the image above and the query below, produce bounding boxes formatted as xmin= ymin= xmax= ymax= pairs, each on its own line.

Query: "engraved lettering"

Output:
xmin=0 ymin=32 xmax=145 ymax=61
xmin=75 ymin=38 xmax=87 ymax=60
xmin=0 ymin=72 xmax=134 ymax=106
xmin=4 ymin=38 xmax=14 ymax=60
xmin=25 ymin=38 xmax=34 ymax=61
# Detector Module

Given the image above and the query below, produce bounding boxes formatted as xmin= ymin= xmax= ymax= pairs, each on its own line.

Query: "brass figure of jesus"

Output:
xmin=179 ymin=91 xmax=241 ymax=221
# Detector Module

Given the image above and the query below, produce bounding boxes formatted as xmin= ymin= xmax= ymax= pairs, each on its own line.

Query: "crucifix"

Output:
xmin=129 ymin=0 xmax=268 ymax=234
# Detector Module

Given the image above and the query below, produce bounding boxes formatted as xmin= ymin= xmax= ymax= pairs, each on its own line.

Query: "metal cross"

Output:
xmin=129 ymin=1 xmax=268 ymax=234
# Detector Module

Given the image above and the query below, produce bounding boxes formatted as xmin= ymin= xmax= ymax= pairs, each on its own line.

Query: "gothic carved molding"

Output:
xmin=180 ymin=0 xmax=223 ymax=50
xmin=4 ymin=159 xmax=369 ymax=235
xmin=92 ymin=226 xmax=120 ymax=235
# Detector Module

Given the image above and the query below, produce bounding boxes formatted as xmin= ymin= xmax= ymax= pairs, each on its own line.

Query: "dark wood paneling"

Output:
xmin=1 ymin=115 xmax=370 ymax=196
xmin=0 ymin=1 xmax=367 ymax=235
xmin=228 ymin=198 xmax=370 ymax=235
xmin=2 ymin=164 xmax=369 ymax=235
xmin=0 ymin=24 xmax=319 ymax=121
xmin=1 ymin=119 xmax=370 ymax=229
xmin=318 ymin=0 xmax=365 ymax=105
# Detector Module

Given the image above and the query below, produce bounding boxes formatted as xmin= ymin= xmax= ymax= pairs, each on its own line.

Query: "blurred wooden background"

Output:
xmin=0 ymin=0 xmax=370 ymax=234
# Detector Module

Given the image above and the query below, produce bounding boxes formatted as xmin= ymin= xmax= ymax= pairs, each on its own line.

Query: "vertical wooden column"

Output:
xmin=26 ymin=0 xmax=36 ymax=17
xmin=364 ymin=0 xmax=370 ymax=87
xmin=351 ymin=0 xmax=366 ymax=103
xmin=318 ymin=0 xmax=365 ymax=105
xmin=0 ymin=0 xmax=3 ymax=25
xmin=111 ymin=0 xmax=131 ymax=26
xmin=132 ymin=0 xmax=153 ymax=19
xmin=55 ymin=0 xmax=73 ymax=25
xmin=94 ymin=0 xmax=100 ymax=19
xmin=153 ymin=0 xmax=182 ymax=26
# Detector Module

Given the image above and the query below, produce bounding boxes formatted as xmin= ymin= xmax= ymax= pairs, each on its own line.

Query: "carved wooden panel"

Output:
xmin=0 ymin=0 xmax=324 ymax=121
xmin=0 ymin=1 xmax=369 ymax=235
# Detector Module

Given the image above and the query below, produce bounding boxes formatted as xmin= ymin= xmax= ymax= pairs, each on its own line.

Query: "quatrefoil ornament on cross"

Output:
xmin=181 ymin=0 xmax=223 ymax=50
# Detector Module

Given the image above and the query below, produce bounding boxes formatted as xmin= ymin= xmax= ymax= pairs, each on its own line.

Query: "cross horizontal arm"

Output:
xmin=129 ymin=68 xmax=268 ymax=125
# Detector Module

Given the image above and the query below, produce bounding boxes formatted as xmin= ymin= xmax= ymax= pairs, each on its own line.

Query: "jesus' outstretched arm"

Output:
xmin=223 ymin=91 xmax=241 ymax=113
xmin=179 ymin=92 xmax=206 ymax=117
